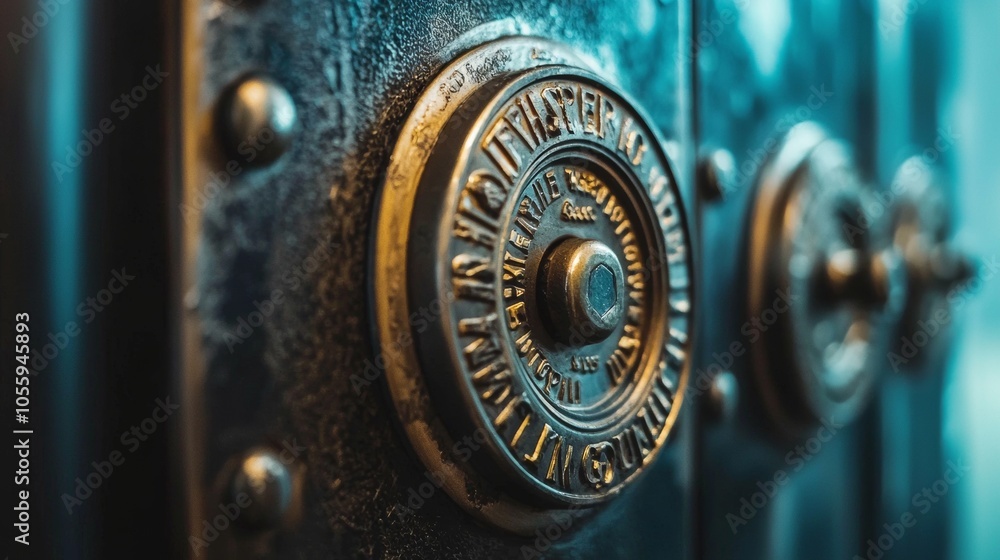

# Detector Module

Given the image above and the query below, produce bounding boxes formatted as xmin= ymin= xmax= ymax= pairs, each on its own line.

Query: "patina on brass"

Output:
xmin=372 ymin=37 xmax=694 ymax=532
xmin=747 ymin=122 xmax=902 ymax=436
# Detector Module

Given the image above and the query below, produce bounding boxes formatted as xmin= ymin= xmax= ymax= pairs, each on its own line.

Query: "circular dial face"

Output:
xmin=494 ymin=157 xmax=659 ymax=430
xmin=378 ymin=56 xmax=694 ymax=515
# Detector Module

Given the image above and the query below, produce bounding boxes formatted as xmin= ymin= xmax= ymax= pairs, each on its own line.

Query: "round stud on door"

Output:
xmin=216 ymin=75 xmax=297 ymax=166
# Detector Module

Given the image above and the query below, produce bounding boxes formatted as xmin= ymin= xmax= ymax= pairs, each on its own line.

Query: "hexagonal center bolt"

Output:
xmin=817 ymin=248 xmax=891 ymax=308
xmin=539 ymin=238 xmax=626 ymax=345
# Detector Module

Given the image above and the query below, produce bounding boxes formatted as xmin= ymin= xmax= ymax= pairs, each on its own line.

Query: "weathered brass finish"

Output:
xmin=373 ymin=38 xmax=694 ymax=531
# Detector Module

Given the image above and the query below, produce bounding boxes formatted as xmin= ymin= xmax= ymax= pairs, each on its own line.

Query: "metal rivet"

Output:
xmin=217 ymin=75 xmax=297 ymax=167
xmin=706 ymin=371 xmax=739 ymax=422
xmin=697 ymin=148 xmax=737 ymax=202
xmin=229 ymin=448 xmax=294 ymax=530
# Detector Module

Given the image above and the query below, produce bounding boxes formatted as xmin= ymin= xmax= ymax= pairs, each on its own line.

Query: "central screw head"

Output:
xmin=818 ymin=248 xmax=890 ymax=308
xmin=540 ymin=238 xmax=626 ymax=345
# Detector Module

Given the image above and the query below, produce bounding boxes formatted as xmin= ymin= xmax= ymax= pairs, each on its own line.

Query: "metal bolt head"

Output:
xmin=697 ymin=148 xmax=737 ymax=202
xmin=540 ymin=237 xmax=626 ymax=345
xmin=217 ymin=75 xmax=297 ymax=166
xmin=229 ymin=448 xmax=294 ymax=531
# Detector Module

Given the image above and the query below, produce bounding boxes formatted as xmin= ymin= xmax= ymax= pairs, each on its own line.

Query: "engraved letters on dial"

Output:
xmin=444 ymin=77 xmax=693 ymax=499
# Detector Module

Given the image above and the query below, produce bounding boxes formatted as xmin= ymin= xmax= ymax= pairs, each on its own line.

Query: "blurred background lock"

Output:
xmin=1 ymin=1 xmax=997 ymax=559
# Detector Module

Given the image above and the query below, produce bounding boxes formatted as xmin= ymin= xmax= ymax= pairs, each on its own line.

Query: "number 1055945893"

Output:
xmin=14 ymin=313 xmax=31 ymax=425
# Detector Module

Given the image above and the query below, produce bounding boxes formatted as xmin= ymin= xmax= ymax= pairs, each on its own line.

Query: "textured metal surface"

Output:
xmin=189 ymin=1 xmax=694 ymax=557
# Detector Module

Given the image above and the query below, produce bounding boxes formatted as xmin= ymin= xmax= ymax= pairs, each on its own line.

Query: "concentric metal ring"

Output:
xmin=372 ymin=38 xmax=694 ymax=531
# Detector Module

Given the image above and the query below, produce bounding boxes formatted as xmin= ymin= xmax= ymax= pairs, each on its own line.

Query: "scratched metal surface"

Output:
xmin=194 ymin=1 xmax=694 ymax=557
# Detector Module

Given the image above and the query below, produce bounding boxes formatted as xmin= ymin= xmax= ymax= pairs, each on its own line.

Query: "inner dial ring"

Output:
xmin=419 ymin=69 xmax=692 ymax=505
xmin=495 ymin=149 xmax=661 ymax=431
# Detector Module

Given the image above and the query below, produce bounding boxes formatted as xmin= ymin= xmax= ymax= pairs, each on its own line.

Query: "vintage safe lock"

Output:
xmin=737 ymin=122 xmax=970 ymax=439
xmin=172 ymin=2 xmax=970 ymax=557
xmin=7 ymin=0 xmax=975 ymax=558
xmin=745 ymin=122 xmax=902 ymax=435
xmin=373 ymin=37 xmax=694 ymax=532
xmin=173 ymin=4 xmax=701 ymax=555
